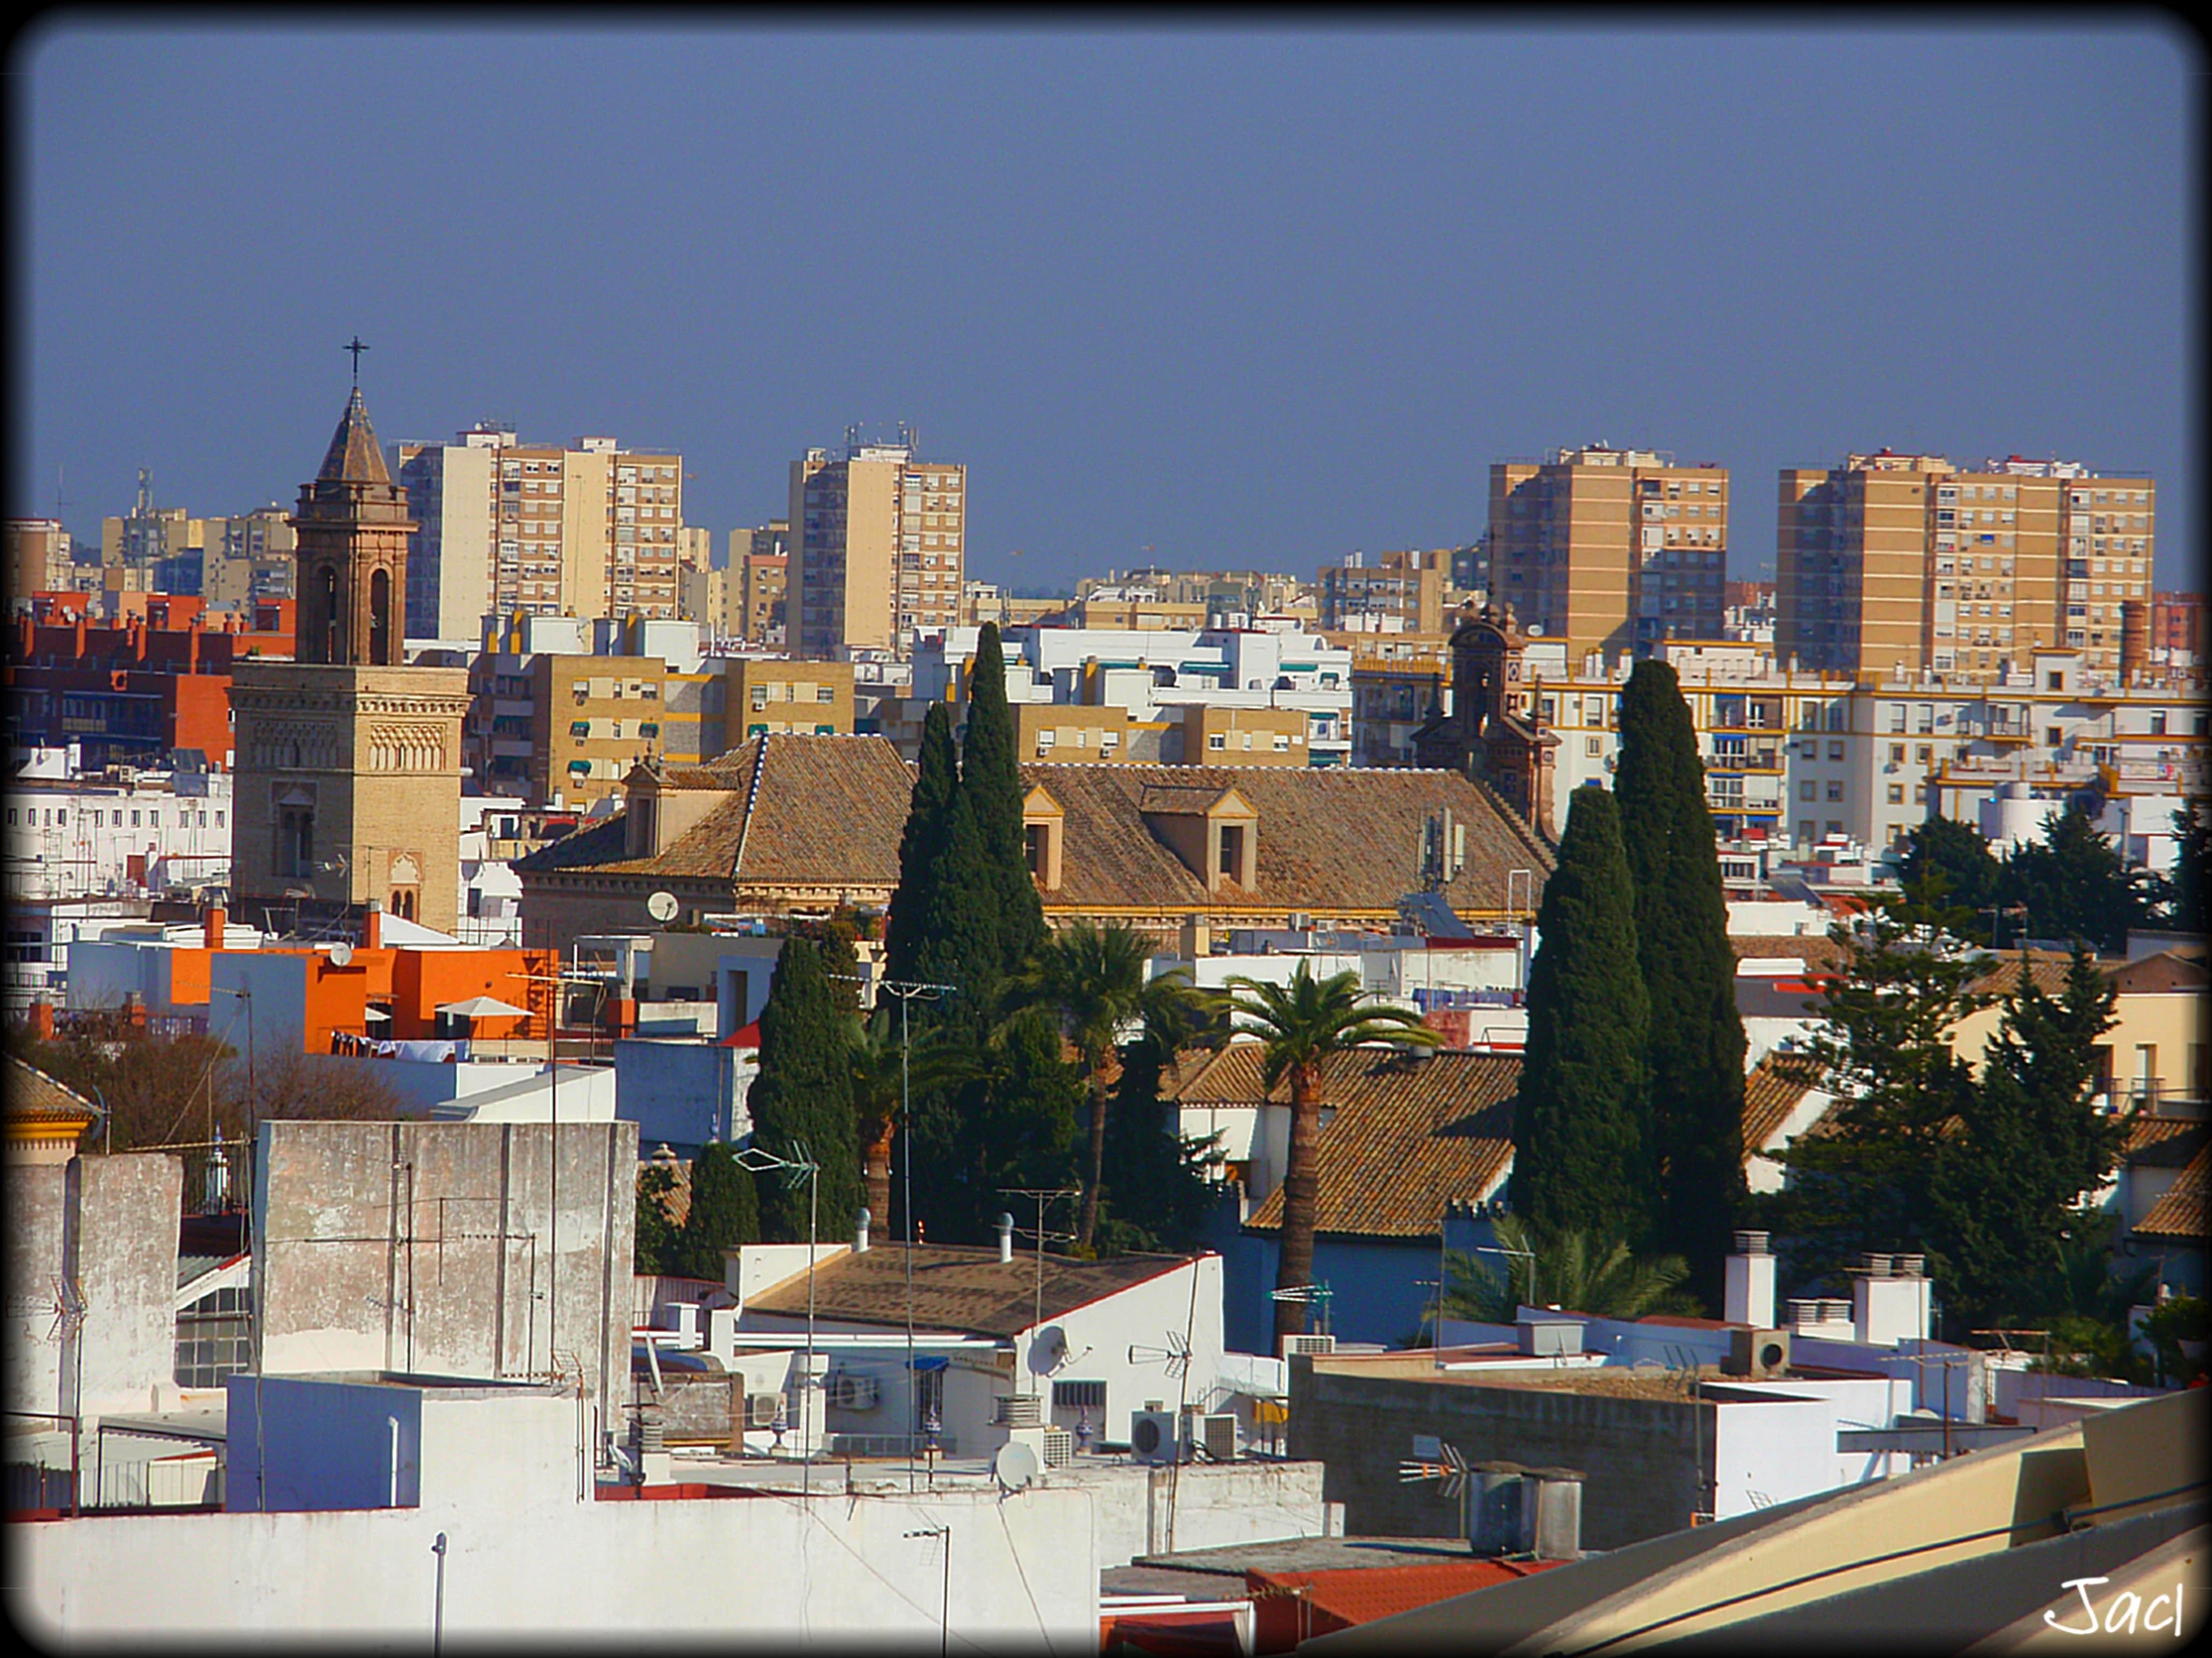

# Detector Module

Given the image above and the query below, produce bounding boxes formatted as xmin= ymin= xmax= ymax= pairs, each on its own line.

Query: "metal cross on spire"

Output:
xmin=345 ymin=335 xmax=369 ymax=387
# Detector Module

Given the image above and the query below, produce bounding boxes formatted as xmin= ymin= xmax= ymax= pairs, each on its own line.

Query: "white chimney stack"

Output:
xmin=997 ymin=1212 xmax=1016 ymax=1264
xmin=1724 ymin=1229 xmax=1775 ymax=1328
xmin=854 ymin=1207 xmax=870 ymax=1254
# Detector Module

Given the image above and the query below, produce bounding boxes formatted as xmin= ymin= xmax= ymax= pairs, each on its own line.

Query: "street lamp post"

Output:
xmin=873 ymin=976 xmax=955 ymax=1489
xmin=735 ymin=1141 xmax=820 ymax=1499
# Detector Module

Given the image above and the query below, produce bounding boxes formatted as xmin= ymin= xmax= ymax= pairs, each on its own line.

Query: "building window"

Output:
xmin=1800 ymin=782 xmax=1817 ymax=802
xmin=1826 ymin=781 xmax=1845 ymax=801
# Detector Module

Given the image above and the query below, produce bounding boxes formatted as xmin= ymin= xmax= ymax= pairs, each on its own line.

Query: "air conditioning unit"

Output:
xmin=1129 ymin=1410 xmax=1181 ymax=1465
xmin=1724 ymin=1327 xmax=1792 ymax=1379
xmin=1281 ymin=1333 xmax=1337 ymax=1359
xmin=1196 ymin=1413 xmax=1238 ymax=1461
xmin=831 ymin=1374 xmax=879 ymax=1412
xmin=1040 ymin=1428 xmax=1074 ymax=1467
xmin=745 ymin=1392 xmax=784 ymax=1430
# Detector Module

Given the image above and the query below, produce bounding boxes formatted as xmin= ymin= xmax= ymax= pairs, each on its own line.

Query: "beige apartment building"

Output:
xmin=1315 ymin=548 xmax=1459 ymax=633
xmin=790 ymin=444 xmax=964 ymax=657
xmin=529 ymin=654 xmax=684 ymax=808
xmin=1490 ymin=445 xmax=1729 ymax=664
xmin=738 ymin=536 xmax=789 ymax=642
xmin=726 ymin=658 xmax=855 ymax=740
xmin=398 ymin=426 xmax=686 ymax=637
xmin=1777 ymin=452 xmax=2155 ymax=684
xmin=7 ymin=519 xmax=75 ymax=597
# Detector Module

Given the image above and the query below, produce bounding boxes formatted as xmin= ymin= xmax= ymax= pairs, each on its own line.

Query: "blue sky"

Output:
xmin=14 ymin=19 xmax=2199 ymax=591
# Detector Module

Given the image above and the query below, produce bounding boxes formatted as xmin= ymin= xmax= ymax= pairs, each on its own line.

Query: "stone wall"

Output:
xmin=1288 ymin=1358 xmax=1711 ymax=1550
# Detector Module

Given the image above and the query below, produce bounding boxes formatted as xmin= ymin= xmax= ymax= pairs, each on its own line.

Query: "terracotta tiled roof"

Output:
xmin=2135 ymin=1144 xmax=2209 ymax=1240
xmin=4 ymin=1053 xmax=100 ymax=1131
xmin=740 ymin=1242 xmax=1192 ymax=1338
xmin=518 ymin=734 xmax=914 ymax=892
xmin=1230 ymin=1047 xmax=1522 ymax=1240
xmin=1964 ymin=950 xmax=2083 ymax=1000
xmin=2120 ymin=1115 xmax=2206 ymax=1162
xmin=1743 ymin=1053 xmax=1822 ymax=1157
xmin=521 ymin=737 xmax=1556 ymax=922
xmin=1730 ymin=934 xmax=1847 ymax=971
xmin=2106 ymin=951 xmax=2210 ymax=995
xmin=1028 ymin=762 xmax=1552 ymax=919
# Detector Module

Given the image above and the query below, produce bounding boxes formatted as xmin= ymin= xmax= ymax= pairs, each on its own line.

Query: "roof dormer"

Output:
xmin=1139 ymin=783 xmax=1258 ymax=892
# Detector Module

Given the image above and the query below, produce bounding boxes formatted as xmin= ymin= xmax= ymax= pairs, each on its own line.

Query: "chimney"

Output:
xmin=362 ymin=903 xmax=382 ymax=950
xmin=1853 ymin=1251 xmax=1931 ymax=1347
xmin=996 ymin=1212 xmax=1016 ymax=1264
xmin=854 ymin=1208 xmax=871 ymax=1254
xmin=1723 ymin=1229 xmax=1775 ymax=1328
xmin=204 ymin=905 xmax=227 ymax=952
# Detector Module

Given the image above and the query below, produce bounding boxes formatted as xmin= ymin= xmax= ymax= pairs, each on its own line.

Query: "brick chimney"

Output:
xmin=362 ymin=903 xmax=382 ymax=951
xmin=204 ymin=906 xmax=227 ymax=951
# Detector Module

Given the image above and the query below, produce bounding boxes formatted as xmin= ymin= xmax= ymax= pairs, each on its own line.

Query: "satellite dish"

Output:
xmin=992 ymin=1441 xmax=1040 ymax=1493
xmin=1029 ymin=1325 xmax=1070 ymax=1376
xmin=647 ymin=891 xmax=678 ymax=923
xmin=328 ymin=942 xmax=353 ymax=967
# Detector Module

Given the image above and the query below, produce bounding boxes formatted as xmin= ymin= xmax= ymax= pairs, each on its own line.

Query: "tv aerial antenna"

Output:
xmin=1127 ymin=1329 xmax=1192 ymax=1380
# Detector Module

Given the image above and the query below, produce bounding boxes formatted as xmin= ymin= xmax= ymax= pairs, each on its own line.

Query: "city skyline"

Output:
xmin=15 ymin=21 xmax=2197 ymax=592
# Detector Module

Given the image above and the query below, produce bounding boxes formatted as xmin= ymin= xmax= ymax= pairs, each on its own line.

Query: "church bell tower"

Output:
xmin=227 ymin=350 xmax=471 ymax=937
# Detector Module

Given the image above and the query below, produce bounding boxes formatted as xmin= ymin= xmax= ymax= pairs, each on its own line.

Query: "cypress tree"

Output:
xmin=960 ymin=622 xmax=1048 ymax=980
xmin=671 ymin=1142 xmax=758 ymax=1281
xmin=886 ymin=702 xmax=959 ymax=986
xmin=747 ymin=938 xmax=860 ymax=1245
xmin=1614 ymin=659 xmax=1746 ymax=1304
xmin=1512 ymin=785 xmax=1653 ymax=1244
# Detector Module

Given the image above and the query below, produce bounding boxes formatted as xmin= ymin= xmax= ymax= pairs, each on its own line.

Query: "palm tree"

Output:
xmin=1225 ymin=962 xmax=1442 ymax=1350
xmin=1437 ymin=1214 xmax=1698 ymax=1327
xmin=845 ymin=1007 xmax=975 ymax=1234
xmin=1015 ymin=921 xmax=1201 ymax=1249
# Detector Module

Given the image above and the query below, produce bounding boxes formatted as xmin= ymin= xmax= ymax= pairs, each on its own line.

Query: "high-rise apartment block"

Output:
xmin=7 ymin=519 xmax=76 ymax=598
xmin=1316 ymin=548 xmax=1460 ymax=633
xmin=398 ymin=426 xmax=686 ymax=639
xmin=1777 ymin=452 xmax=2155 ymax=683
xmin=1489 ymin=445 xmax=1729 ymax=664
xmin=789 ymin=444 xmax=964 ymax=657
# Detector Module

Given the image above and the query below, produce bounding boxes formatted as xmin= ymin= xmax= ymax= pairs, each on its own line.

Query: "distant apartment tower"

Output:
xmin=1316 ymin=548 xmax=1455 ymax=633
xmin=397 ymin=426 xmax=686 ymax=637
xmin=6 ymin=519 xmax=75 ymax=598
xmin=733 ymin=521 xmax=790 ymax=642
xmin=1489 ymin=445 xmax=1729 ymax=664
xmin=789 ymin=443 xmax=964 ymax=657
xmin=1776 ymin=452 xmax=2155 ymax=682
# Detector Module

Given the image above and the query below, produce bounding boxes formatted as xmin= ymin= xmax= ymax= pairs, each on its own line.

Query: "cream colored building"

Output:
xmin=398 ymin=426 xmax=687 ymax=636
xmin=789 ymin=444 xmax=964 ymax=657
xmin=1490 ymin=445 xmax=1729 ymax=665
xmin=1777 ymin=452 xmax=2155 ymax=684
xmin=6 ymin=519 xmax=75 ymax=597
xmin=726 ymin=658 xmax=855 ymax=741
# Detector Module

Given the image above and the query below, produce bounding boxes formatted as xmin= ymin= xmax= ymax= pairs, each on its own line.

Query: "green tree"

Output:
xmin=960 ymin=621 xmax=1049 ymax=983
xmin=1094 ymin=1008 xmax=1227 ymax=1257
xmin=885 ymin=701 xmax=959 ymax=987
xmin=1015 ymin=921 xmax=1199 ymax=1249
xmin=1900 ymin=814 xmax=2006 ymax=943
xmin=747 ymin=938 xmax=860 ymax=1245
xmin=1774 ymin=884 xmax=1991 ymax=1296
xmin=2139 ymin=1294 xmax=2209 ymax=1386
xmin=635 ymin=1161 xmax=682 ymax=1275
xmin=906 ymin=1006 xmax=1084 ymax=1246
xmin=1224 ymin=963 xmax=1442 ymax=1349
xmin=2149 ymin=797 xmax=2209 ymax=934
xmin=846 ymin=1006 xmax=977 ymax=1235
xmin=1613 ymin=660 xmax=1746 ymax=1304
xmin=671 ymin=1141 xmax=759 ymax=1281
xmin=2000 ymin=803 xmax=2151 ymax=953
xmin=1512 ymin=785 xmax=1654 ymax=1246
xmin=1438 ymin=1215 xmax=1699 ymax=1325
